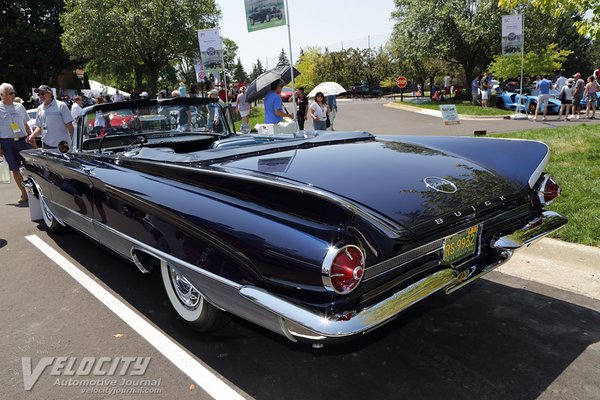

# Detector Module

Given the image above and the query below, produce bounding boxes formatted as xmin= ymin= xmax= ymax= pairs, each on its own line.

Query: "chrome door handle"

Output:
xmin=81 ymin=166 xmax=95 ymax=174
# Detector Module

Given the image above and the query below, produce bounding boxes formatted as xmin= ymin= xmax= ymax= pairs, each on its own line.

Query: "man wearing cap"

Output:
xmin=27 ymin=85 xmax=73 ymax=149
xmin=571 ymin=73 xmax=585 ymax=120
xmin=264 ymin=80 xmax=292 ymax=124
xmin=0 ymin=82 xmax=34 ymax=203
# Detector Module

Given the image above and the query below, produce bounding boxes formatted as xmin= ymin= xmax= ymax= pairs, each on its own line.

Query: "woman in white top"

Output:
xmin=309 ymin=92 xmax=329 ymax=130
xmin=236 ymin=86 xmax=251 ymax=132
xmin=556 ymin=78 xmax=576 ymax=121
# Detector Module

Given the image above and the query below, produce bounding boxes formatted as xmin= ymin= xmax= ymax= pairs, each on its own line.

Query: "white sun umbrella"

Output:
xmin=307 ymin=82 xmax=346 ymax=97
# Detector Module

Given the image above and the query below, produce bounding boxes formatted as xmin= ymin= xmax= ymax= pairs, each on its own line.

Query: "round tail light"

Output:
xmin=322 ymin=245 xmax=365 ymax=295
xmin=537 ymin=174 xmax=561 ymax=205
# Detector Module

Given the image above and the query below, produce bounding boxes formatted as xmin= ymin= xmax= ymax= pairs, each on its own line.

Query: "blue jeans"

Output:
xmin=313 ymin=120 xmax=327 ymax=130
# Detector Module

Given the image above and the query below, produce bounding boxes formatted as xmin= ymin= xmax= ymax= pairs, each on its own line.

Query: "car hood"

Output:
xmin=220 ymin=138 xmax=521 ymax=231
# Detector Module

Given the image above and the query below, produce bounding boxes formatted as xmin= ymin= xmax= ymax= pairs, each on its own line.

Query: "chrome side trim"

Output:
xmin=528 ymin=145 xmax=550 ymax=188
xmin=130 ymin=248 xmax=152 ymax=274
xmin=491 ymin=211 xmax=567 ymax=250
xmin=241 ymin=269 xmax=460 ymax=338
xmin=364 ymin=239 xmax=444 ymax=280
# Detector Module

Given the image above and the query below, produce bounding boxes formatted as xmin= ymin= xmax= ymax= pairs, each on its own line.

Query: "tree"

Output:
xmin=232 ymin=58 xmax=249 ymax=83
xmin=0 ymin=0 xmax=71 ymax=97
xmin=489 ymin=43 xmax=572 ymax=78
xmin=278 ymin=48 xmax=290 ymax=66
xmin=499 ymin=0 xmax=600 ymax=38
xmin=249 ymin=58 xmax=265 ymax=81
xmin=390 ymin=0 xmax=504 ymax=96
xmin=60 ymin=0 xmax=221 ymax=94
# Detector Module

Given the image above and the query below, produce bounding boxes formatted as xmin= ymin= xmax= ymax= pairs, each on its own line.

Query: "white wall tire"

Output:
xmin=37 ymin=184 xmax=62 ymax=232
xmin=160 ymin=260 xmax=229 ymax=331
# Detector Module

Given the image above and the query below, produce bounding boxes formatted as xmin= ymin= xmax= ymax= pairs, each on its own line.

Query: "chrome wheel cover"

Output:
xmin=168 ymin=265 xmax=201 ymax=310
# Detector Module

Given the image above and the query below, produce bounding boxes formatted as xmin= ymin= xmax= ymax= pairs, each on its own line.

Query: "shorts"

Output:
xmin=481 ymin=91 xmax=489 ymax=100
xmin=586 ymin=92 xmax=598 ymax=102
xmin=561 ymin=99 xmax=572 ymax=105
xmin=0 ymin=138 xmax=32 ymax=171
xmin=538 ymin=94 xmax=551 ymax=108
xmin=444 ymin=86 xmax=451 ymax=94
xmin=239 ymin=109 xmax=250 ymax=118
xmin=573 ymin=96 xmax=583 ymax=108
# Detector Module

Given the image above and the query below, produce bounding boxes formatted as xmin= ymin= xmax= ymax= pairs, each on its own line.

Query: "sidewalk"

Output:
xmin=496 ymin=238 xmax=600 ymax=301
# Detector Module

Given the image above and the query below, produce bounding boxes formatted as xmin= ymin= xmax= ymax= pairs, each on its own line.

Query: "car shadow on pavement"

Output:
xmin=44 ymin=227 xmax=600 ymax=400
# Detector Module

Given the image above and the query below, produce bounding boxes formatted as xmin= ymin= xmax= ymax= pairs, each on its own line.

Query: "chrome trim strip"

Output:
xmin=364 ymin=239 xmax=444 ymax=280
xmin=528 ymin=145 xmax=550 ymax=188
xmin=491 ymin=211 xmax=567 ymax=250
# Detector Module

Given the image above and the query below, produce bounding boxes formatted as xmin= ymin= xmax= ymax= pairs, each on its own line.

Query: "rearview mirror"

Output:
xmin=58 ymin=141 xmax=70 ymax=154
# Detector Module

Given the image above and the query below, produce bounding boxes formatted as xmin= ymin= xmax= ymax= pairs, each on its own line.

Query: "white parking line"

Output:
xmin=25 ymin=234 xmax=247 ymax=400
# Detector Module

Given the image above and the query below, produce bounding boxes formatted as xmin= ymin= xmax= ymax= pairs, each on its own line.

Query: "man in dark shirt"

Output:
xmin=296 ymin=87 xmax=308 ymax=130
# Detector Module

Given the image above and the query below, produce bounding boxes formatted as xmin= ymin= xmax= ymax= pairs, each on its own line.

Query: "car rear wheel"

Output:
xmin=38 ymin=184 xmax=62 ymax=232
xmin=160 ymin=260 xmax=229 ymax=331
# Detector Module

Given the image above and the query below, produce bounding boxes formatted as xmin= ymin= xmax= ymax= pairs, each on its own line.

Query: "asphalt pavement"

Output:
xmin=331 ymin=98 xmax=600 ymax=136
xmin=2 ymin=103 xmax=600 ymax=399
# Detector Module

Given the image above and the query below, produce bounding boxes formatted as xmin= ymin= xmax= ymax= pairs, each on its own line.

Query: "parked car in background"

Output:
xmin=280 ymin=86 xmax=294 ymax=102
xmin=27 ymin=109 xmax=37 ymax=131
xmin=21 ymin=97 xmax=566 ymax=345
xmin=350 ymin=84 xmax=383 ymax=97
xmin=495 ymin=87 xmax=561 ymax=114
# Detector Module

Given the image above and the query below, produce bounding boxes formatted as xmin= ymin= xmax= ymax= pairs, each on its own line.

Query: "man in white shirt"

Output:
xmin=71 ymin=96 xmax=84 ymax=127
xmin=0 ymin=82 xmax=34 ymax=202
xmin=443 ymin=73 xmax=452 ymax=97
xmin=111 ymin=90 xmax=124 ymax=102
xmin=554 ymin=72 xmax=567 ymax=92
xmin=27 ymin=85 xmax=74 ymax=149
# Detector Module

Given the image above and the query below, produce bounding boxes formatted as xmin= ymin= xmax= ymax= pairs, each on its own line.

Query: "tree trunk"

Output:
xmin=463 ymin=61 xmax=475 ymax=100
xmin=429 ymin=76 xmax=434 ymax=99
xmin=146 ymin=63 xmax=159 ymax=96
xmin=134 ymin=65 xmax=143 ymax=92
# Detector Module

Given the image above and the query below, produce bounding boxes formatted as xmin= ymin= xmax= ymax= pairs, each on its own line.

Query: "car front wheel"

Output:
xmin=37 ymin=183 xmax=62 ymax=232
xmin=160 ymin=260 xmax=229 ymax=331
xmin=496 ymin=97 xmax=505 ymax=109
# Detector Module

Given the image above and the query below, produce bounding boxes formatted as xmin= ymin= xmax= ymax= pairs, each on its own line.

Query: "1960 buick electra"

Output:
xmin=21 ymin=98 xmax=567 ymax=344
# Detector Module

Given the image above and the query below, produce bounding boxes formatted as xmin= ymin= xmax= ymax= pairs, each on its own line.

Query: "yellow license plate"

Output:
xmin=443 ymin=225 xmax=480 ymax=264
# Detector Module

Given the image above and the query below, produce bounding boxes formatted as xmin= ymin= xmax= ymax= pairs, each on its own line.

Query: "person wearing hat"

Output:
xmin=571 ymin=73 xmax=585 ymax=119
xmin=556 ymin=78 xmax=575 ymax=121
xmin=0 ymin=82 xmax=35 ymax=203
xmin=140 ymin=91 xmax=149 ymax=99
xmin=264 ymin=79 xmax=292 ymax=124
xmin=27 ymin=85 xmax=73 ymax=150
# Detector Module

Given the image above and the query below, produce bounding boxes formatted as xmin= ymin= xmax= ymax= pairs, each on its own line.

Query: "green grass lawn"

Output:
xmin=494 ymin=124 xmax=600 ymax=247
xmin=398 ymin=99 xmax=512 ymax=116
xmin=233 ymin=107 xmax=264 ymax=132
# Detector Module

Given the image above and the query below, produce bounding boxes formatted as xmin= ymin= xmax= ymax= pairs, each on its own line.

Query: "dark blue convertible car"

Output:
xmin=21 ymin=98 xmax=567 ymax=344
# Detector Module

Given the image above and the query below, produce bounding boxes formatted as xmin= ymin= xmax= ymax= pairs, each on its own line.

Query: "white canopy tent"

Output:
xmin=88 ymin=80 xmax=130 ymax=97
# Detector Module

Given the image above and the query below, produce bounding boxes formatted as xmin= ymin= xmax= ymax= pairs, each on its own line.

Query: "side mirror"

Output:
xmin=58 ymin=141 xmax=70 ymax=154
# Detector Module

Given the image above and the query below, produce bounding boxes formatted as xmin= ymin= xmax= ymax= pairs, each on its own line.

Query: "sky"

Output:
xmin=215 ymin=0 xmax=396 ymax=72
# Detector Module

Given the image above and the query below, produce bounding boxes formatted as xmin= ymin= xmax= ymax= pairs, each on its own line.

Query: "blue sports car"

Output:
xmin=495 ymin=90 xmax=561 ymax=114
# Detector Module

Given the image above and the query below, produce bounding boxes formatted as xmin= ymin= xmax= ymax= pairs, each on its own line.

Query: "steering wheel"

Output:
xmin=97 ymin=128 xmax=145 ymax=153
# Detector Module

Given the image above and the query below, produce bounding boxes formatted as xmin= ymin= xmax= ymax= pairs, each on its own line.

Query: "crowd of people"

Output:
xmin=261 ymin=80 xmax=339 ymax=131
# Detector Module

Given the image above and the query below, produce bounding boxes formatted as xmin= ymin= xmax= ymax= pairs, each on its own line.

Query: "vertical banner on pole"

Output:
xmin=244 ymin=0 xmax=286 ymax=33
xmin=193 ymin=60 xmax=205 ymax=83
xmin=501 ymin=14 xmax=523 ymax=55
xmin=197 ymin=28 xmax=223 ymax=86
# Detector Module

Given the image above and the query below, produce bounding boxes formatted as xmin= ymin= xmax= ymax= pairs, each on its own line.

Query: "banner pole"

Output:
xmin=219 ymin=28 xmax=229 ymax=107
xmin=284 ymin=0 xmax=297 ymax=128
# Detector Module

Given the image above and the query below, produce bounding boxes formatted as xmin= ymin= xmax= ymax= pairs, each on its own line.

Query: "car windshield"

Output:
xmin=78 ymin=98 xmax=231 ymax=153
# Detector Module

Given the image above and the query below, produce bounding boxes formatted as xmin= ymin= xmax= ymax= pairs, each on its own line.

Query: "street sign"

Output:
xmin=440 ymin=104 xmax=460 ymax=125
xmin=396 ymin=76 xmax=408 ymax=89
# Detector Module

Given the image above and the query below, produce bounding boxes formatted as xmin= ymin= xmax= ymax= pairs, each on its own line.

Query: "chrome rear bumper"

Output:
xmin=492 ymin=211 xmax=567 ymax=250
xmin=239 ymin=210 xmax=566 ymax=342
